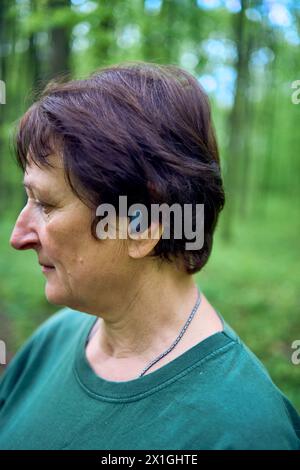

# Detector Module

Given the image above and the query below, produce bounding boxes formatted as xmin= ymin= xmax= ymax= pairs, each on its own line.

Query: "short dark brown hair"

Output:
xmin=16 ymin=62 xmax=225 ymax=274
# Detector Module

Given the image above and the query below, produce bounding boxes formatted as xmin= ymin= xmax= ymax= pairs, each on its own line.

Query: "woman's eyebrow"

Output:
xmin=23 ymin=180 xmax=49 ymax=194
xmin=23 ymin=179 xmax=65 ymax=202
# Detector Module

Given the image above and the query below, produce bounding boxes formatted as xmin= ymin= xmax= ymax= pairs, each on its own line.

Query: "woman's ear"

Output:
xmin=127 ymin=220 xmax=164 ymax=259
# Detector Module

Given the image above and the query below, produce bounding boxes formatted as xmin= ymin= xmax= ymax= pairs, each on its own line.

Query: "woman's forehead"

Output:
xmin=26 ymin=151 xmax=63 ymax=169
xmin=24 ymin=155 xmax=68 ymax=193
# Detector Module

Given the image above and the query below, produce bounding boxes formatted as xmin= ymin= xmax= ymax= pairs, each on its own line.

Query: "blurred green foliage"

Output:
xmin=0 ymin=0 xmax=299 ymax=411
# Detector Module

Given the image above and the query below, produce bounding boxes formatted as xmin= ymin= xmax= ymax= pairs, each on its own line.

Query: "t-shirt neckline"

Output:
xmin=73 ymin=311 xmax=237 ymax=402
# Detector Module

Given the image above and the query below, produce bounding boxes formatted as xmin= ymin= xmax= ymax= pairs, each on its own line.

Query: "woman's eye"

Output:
xmin=34 ymin=200 xmax=53 ymax=214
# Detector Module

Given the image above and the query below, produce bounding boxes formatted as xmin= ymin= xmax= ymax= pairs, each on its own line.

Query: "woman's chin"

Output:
xmin=45 ymin=284 xmax=82 ymax=311
xmin=45 ymin=284 xmax=69 ymax=307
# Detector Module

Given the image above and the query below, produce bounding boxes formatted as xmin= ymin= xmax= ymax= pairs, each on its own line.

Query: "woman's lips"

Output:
xmin=39 ymin=263 xmax=55 ymax=273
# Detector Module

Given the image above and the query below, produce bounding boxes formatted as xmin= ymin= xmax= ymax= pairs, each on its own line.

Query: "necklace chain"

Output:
xmin=139 ymin=290 xmax=201 ymax=377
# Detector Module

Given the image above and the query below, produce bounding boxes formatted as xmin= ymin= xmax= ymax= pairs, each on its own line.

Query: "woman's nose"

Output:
xmin=10 ymin=206 xmax=40 ymax=250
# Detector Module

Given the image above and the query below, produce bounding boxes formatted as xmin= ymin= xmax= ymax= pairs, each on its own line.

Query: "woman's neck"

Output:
xmin=93 ymin=275 xmax=199 ymax=360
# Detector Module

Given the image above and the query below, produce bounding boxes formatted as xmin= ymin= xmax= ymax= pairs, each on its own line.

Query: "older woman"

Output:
xmin=0 ymin=63 xmax=299 ymax=450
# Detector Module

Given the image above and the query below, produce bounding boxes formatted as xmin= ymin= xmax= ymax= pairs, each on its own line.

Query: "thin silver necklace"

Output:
xmin=139 ymin=289 xmax=201 ymax=377
xmin=86 ymin=289 xmax=202 ymax=379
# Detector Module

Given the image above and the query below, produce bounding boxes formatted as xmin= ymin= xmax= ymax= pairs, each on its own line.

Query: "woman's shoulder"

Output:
xmin=33 ymin=307 xmax=91 ymax=339
xmin=194 ymin=319 xmax=300 ymax=449
xmin=21 ymin=308 xmax=95 ymax=362
xmin=0 ymin=308 xmax=93 ymax=401
xmin=1 ymin=308 xmax=93 ymax=383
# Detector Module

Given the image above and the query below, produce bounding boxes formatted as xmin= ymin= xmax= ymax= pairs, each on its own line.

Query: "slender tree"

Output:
xmin=222 ymin=0 xmax=252 ymax=239
xmin=48 ymin=0 xmax=71 ymax=79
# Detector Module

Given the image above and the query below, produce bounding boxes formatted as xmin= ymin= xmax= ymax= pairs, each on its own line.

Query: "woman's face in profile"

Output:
xmin=9 ymin=154 xmax=131 ymax=312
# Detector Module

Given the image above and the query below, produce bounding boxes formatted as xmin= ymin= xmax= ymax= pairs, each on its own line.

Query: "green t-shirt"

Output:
xmin=0 ymin=308 xmax=299 ymax=450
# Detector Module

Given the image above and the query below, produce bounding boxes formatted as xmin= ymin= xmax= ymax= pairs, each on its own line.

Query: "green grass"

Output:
xmin=1 ymin=192 xmax=299 ymax=411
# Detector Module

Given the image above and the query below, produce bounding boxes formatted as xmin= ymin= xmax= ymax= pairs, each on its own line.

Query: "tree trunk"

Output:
xmin=222 ymin=0 xmax=251 ymax=240
xmin=48 ymin=0 xmax=71 ymax=79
